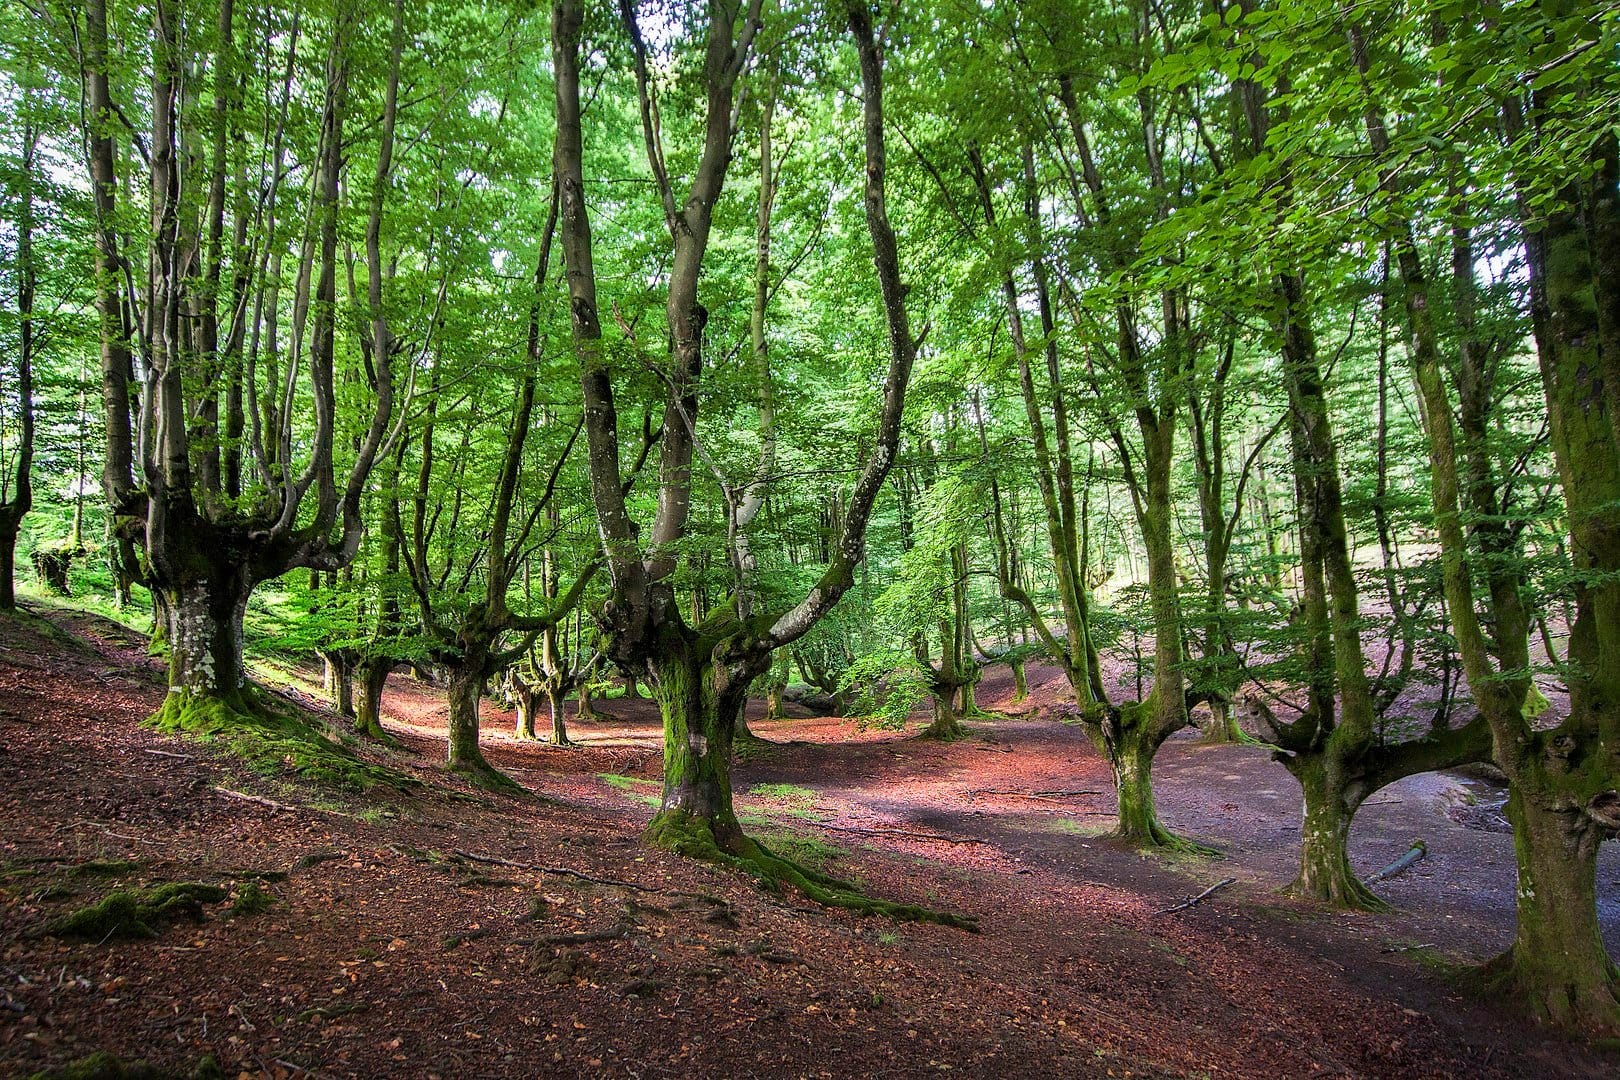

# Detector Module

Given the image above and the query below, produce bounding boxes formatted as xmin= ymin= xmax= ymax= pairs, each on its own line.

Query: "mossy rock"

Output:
xmin=45 ymin=882 xmax=229 ymax=942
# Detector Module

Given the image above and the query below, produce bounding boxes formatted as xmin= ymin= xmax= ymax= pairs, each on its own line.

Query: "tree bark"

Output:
xmin=445 ymin=660 xmax=499 ymax=783
xmin=513 ymin=686 xmax=539 ymax=741
xmin=546 ymin=689 xmax=572 ymax=747
xmin=644 ymin=649 xmax=756 ymax=855
xmin=354 ymin=657 xmax=393 ymax=742
xmin=1481 ymin=783 xmax=1620 ymax=1029
xmin=1284 ymin=756 xmax=1382 ymax=909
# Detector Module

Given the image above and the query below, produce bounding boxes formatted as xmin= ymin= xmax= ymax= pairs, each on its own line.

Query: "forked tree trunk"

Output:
xmin=1485 ymin=782 xmax=1620 ymax=1031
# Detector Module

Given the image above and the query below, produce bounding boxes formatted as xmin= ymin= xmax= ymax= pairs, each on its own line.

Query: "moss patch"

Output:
xmin=46 ymin=882 xmax=230 ymax=942
xmin=229 ymin=881 xmax=276 ymax=916
xmin=599 ymin=773 xmax=661 ymax=806
xmin=147 ymin=687 xmax=410 ymax=793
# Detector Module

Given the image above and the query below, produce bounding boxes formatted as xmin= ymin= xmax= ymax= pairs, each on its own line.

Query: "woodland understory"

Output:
xmin=1 ymin=0 xmax=1618 ymax=1072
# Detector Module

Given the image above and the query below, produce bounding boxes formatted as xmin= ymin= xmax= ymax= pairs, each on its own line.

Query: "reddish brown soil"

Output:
xmin=2 ymin=604 xmax=1616 ymax=1079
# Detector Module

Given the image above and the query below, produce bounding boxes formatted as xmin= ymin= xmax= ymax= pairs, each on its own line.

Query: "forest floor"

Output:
xmin=2 ymin=602 xmax=1618 ymax=1079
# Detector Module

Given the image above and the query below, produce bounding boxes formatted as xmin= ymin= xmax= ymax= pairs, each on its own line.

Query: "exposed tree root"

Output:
xmin=148 ymin=687 xmax=410 ymax=792
xmin=644 ymin=810 xmax=978 ymax=931
xmin=1465 ymin=946 xmax=1620 ymax=1037
xmin=447 ymin=757 xmax=526 ymax=795
xmin=1116 ymin=815 xmax=1223 ymax=859
xmin=1284 ymin=871 xmax=1390 ymax=913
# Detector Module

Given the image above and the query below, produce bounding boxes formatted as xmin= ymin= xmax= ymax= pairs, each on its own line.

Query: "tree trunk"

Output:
xmin=354 ymin=657 xmax=392 ymax=742
xmin=444 ymin=658 xmax=511 ymax=788
xmin=923 ymin=690 xmax=965 ymax=741
xmin=644 ymin=653 xmax=749 ymax=855
xmin=1010 ymin=657 xmax=1027 ymax=704
xmin=323 ymin=653 xmax=355 ymax=718
xmin=1109 ymin=717 xmax=1176 ymax=846
xmin=764 ymin=681 xmax=786 ymax=722
xmin=1199 ymin=698 xmax=1242 ymax=745
xmin=1482 ymin=784 xmax=1620 ymax=1033
xmin=153 ymin=569 xmax=254 ymax=712
xmin=960 ymin=680 xmax=979 ymax=717
xmin=577 ymin=680 xmax=597 ymax=721
xmin=547 ymin=689 xmax=572 ymax=747
xmin=1284 ymin=756 xmax=1383 ymax=910
xmin=0 ymin=523 xmax=17 ymax=611
xmin=513 ymin=687 xmax=538 ymax=741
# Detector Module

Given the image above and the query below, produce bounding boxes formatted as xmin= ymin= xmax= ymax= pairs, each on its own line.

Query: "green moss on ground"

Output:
xmin=147 ymin=687 xmax=411 ymax=793
xmin=229 ymin=881 xmax=276 ymax=916
xmin=599 ymin=773 xmax=661 ymax=806
xmin=45 ymin=882 xmax=229 ymax=942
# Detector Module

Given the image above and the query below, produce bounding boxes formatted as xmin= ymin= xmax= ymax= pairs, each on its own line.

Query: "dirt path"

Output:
xmin=3 ymin=608 xmax=1616 ymax=1078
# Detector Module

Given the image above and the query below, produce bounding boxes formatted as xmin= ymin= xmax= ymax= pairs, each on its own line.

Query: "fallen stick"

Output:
xmin=142 ymin=748 xmax=195 ymax=760
xmin=813 ymin=822 xmax=985 ymax=845
xmin=213 ymin=787 xmax=299 ymax=813
xmin=1364 ymin=841 xmax=1427 ymax=886
xmin=1154 ymin=877 xmax=1237 ymax=916
xmin=1381 ymin=942 xmax=1436 ymax=954
xmin=212 ymin=787 xmax=353 ymax=818
xmin=974 ymin=789 xmax=1102 ymax=801
xmin=540 ymin=924 xmax=634 ymax=945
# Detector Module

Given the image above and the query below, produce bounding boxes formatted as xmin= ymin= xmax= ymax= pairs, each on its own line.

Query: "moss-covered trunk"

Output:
xmin=1010 ymin=657 xmax=1027 ymax=704
xmin=1111 ymin=720 xmax=1171 ymax=846
xmin=923 ymin=689 xmax=965 ymax=741
xmin=1485 ymin=784 xmax=1620 ymax=1033
xmin=1199 ymin=698 xmax=1242 ymax=745
xmin=1284 ymin=755 xmax=1382 ymax=910
xmin=324 ymin=653 xmax=354 ymax=718
xmin=644 ymin=653 xmax=748 ymax=854
xmin=354 ymin=657 xmax=392 ymax=742
xmin=444 ymin=657 xmax=512 ymax=789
